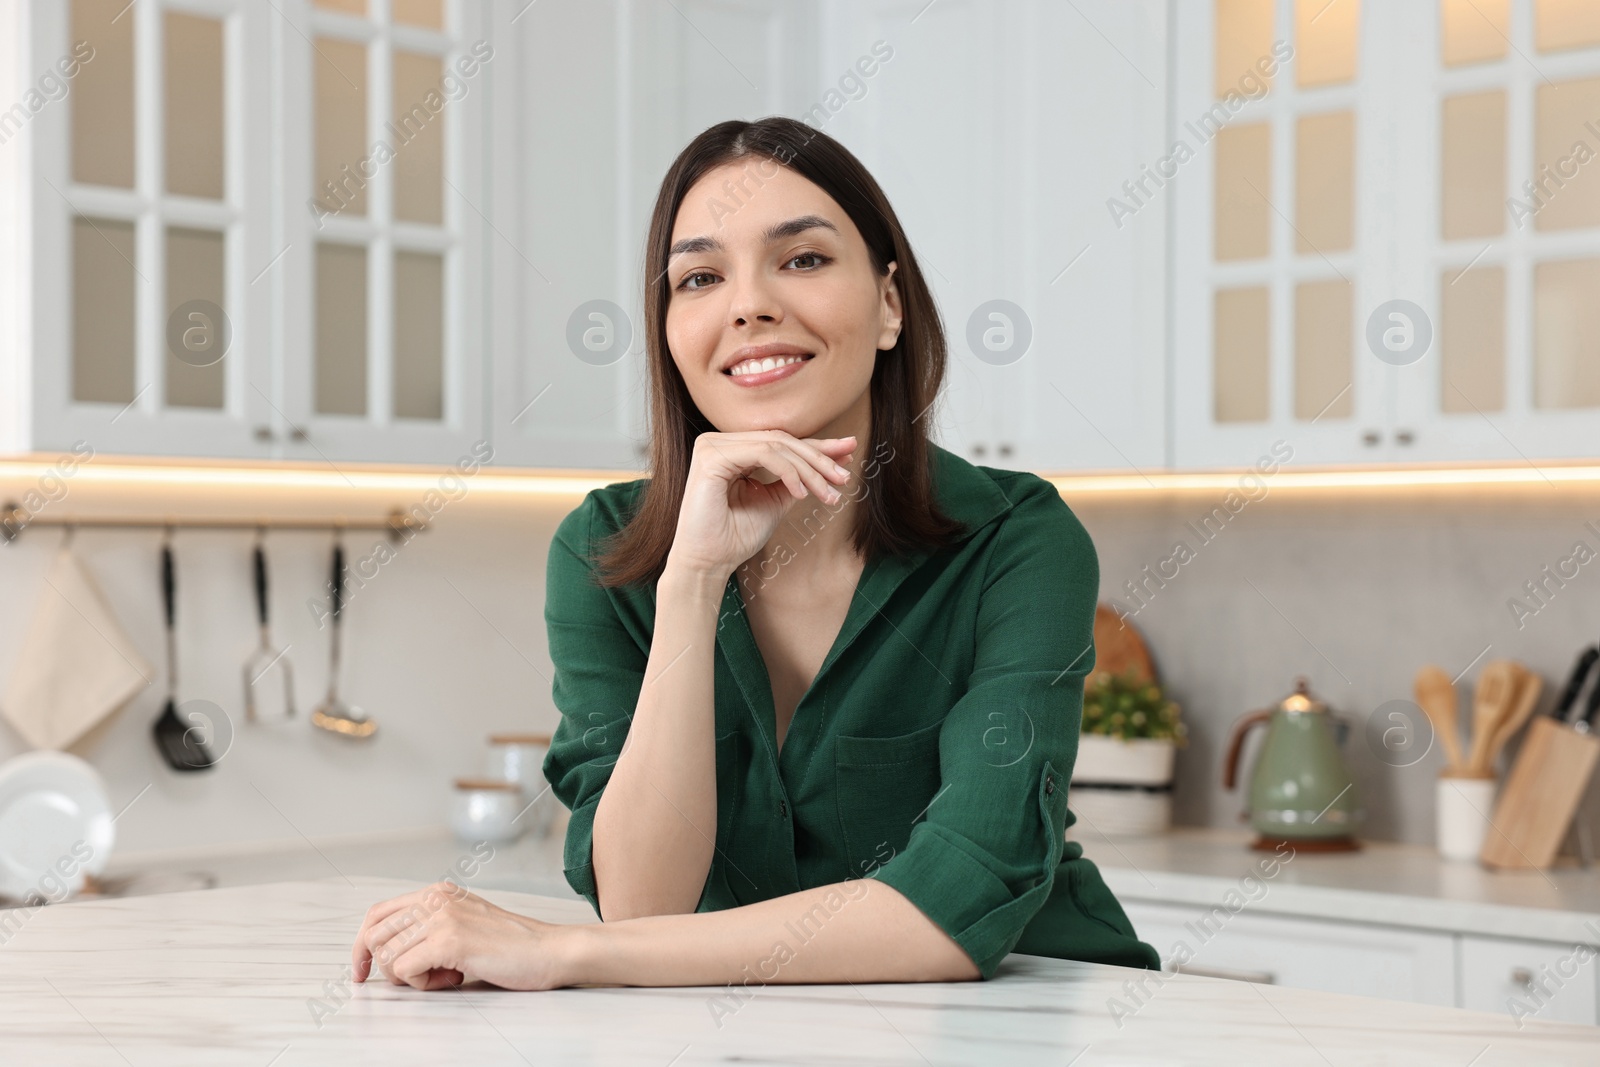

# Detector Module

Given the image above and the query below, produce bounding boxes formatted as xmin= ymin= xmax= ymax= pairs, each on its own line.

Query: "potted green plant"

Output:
xmin=1071 ymin=670 xmax=1187 ymax=837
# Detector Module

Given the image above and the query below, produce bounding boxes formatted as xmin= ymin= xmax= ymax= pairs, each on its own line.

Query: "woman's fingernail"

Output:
xmin=834 ymin=464 xmax=849 ymax=478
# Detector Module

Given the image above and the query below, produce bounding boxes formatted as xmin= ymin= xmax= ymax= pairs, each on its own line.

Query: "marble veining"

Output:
xmin=1 ymin=875 xmax=1596 ymax=1065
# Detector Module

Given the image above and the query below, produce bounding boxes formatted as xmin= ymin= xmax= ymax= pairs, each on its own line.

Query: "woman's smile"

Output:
xmin=725 ymin=351 xmax=816 ymax=387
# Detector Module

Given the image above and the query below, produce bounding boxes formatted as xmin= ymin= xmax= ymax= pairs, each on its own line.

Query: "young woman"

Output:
xmin=351 ymin=117 xmax=1160 ymax=991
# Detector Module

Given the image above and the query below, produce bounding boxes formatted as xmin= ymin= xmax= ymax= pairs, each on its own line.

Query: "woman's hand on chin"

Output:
xmin=351 ymin=881 xmax=582 ymax=991
xmin=669 ymin=429 xmax=857 ymax=578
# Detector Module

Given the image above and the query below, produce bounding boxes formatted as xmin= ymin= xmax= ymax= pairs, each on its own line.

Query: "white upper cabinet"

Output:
xmin=490 ymin=0 xmax=1169 ymax=474
xmin=8 ymin=0 xmax=486 ymax=465
xmin=817 ymin=0 xmax=1169 ymax=474
xmin=275 ymin=0 xmax=488 ymax=466
xmin=19 ymin=0 xmax=276 ymax=460
xmin=1394 ymin=0 xmax=1600 ymax=464
xmin=14 ymin=0 xmax=1594 ymax=472
xmin=1172 ymin=0 xmax=1600 ymax=469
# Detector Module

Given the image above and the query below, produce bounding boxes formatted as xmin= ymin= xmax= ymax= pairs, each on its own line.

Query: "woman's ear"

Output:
xmin=877 ymin=261 xmax=902 ymax=351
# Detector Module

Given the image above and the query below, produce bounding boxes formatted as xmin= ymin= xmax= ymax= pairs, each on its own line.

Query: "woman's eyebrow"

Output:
xmin=668 ymin=215 xmax=840 ymax=258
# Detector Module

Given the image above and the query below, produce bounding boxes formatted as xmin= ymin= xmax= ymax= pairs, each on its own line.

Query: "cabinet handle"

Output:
xmin=253 ymin=426 xmax=274 ymax=442
xmin=289 ymin=426 xmax=308 ymax=442
xmin=1394 ymin=429 xmax=1415 ymax=445
xmin=998 ymin=442 xmax=1013 ymax=458
xmin=1361 ymin=430 xmax=1381 ymax=446
xmin=1176 ymin=963 xmax=1277 ymax=985
xmin=1511 ymin=966 xmax=1535 ymax=990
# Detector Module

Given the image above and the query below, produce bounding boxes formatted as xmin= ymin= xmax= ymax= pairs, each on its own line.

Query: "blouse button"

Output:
xmin=1045 ymin=776 xmax=1055 ymax=795
xmin=779 ymin=799 xmax=788 ymax=818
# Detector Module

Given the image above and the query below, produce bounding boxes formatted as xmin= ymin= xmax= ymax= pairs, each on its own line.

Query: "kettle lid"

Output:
xmin=1280 ymin=676 xmax=1327 ymax=713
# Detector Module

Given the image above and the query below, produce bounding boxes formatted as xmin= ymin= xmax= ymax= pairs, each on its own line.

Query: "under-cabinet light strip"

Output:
xmin=3 ymin=459 xmax=1600 ymax=496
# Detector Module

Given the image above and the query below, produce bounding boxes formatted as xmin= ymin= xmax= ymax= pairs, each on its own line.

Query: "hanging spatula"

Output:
xmin=150 ymin=536 xmax=217 ymax=771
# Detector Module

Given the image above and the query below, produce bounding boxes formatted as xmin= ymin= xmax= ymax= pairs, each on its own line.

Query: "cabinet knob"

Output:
xmin=998 ymin=442 xmax=1014 ymax=458
xmin=253 ymin=426 xmax=274 ymax=442
xmin=1361 ymin=430 xmax=1381 ymax=447
xmin=1394 ymin=429 xmax=1415 ymax=445
xmin=1511 ymin=966 xmax=1535 ymax=989
xmin=972 ymin=443 xmax=987 ymax=458
xmin=289 ymin=427 xmax=308 ymax=442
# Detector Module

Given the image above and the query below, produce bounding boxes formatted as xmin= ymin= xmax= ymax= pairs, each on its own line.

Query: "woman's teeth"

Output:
xmin=728 ymin=354 xmax=810 ymax=376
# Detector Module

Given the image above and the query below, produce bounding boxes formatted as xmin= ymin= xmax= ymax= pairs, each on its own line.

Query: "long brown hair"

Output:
xmin=593 ymin=116 xmax=965 ymax=589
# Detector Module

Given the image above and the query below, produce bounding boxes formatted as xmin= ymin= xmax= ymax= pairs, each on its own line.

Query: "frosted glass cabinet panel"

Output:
xmin=1392 ymin=0 xmax=1600 ymax=461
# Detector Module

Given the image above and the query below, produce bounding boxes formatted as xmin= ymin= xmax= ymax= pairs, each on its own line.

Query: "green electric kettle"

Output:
xmin=1222 ymin=677 xmax=1364 ymax=851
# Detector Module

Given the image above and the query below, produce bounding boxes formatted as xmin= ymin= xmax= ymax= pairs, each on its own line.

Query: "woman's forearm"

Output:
xmin=564 ymin=876 xmax=981 ymax=988
xmin=589 ymin=558 xmax=729 ymax=921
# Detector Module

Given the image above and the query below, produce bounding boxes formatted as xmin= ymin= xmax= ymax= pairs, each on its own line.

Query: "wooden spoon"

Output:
xmin=1477 ymin=663 xmax=1542 ymax=773
xmin=1464 ymin=660 xmax=1520 ymax=774
xmin=1414 ymin=665 xmax=1464 ymax=772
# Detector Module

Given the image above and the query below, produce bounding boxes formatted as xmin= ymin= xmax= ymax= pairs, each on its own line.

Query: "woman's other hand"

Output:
xmin=351 ymin=881 xmax=580 ymax=991
xmin=667 ymin=429 xmax=855 ymax=578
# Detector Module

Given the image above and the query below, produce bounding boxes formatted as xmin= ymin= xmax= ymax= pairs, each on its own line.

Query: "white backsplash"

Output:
xmin=1 ymin=472 xmax=1597 ymax=854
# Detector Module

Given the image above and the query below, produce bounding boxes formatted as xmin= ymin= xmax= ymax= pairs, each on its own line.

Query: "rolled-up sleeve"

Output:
xmin=867 ymin=479 xmax=1095 ymax=980
xmin=540 ymin=493 xmax=646 ymax=917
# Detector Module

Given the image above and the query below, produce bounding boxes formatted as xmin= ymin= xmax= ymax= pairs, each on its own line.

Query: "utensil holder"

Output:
xmin=1436 ymin=771 xmax=1496 ymax=861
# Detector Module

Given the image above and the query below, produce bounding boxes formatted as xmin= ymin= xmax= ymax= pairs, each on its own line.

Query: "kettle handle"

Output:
xmin=1222 ymin=709 xmax=1275 ymax=791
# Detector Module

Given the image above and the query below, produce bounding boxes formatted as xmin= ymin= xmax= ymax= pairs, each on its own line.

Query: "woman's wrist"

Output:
xmin=659 ymin=554 xmax=733 ymax=600
xmin=554 ymin=921 xmax=615 ymax=988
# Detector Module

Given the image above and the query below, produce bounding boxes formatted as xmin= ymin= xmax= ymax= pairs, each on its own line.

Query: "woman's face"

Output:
xmin=664 ymin=158 xmax=901 ymax=439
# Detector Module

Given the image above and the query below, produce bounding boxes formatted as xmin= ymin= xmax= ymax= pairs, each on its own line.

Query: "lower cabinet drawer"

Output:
xmin=1459 ymin=934 xmax=1599 ymax=1027
xmin=1120 ymin=899 xmax=1456 ymax=1007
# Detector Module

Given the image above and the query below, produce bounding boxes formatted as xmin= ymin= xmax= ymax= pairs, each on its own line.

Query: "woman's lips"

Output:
xmin=725 ymin=353 xmax=813 ymax=387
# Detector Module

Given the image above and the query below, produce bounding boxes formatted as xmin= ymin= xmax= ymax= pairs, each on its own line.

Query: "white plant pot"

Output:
xmin=1067 ymin=734 xmax=1176 ymax=838
xmin=1074 ymin=734 xmax=1176 ymax=786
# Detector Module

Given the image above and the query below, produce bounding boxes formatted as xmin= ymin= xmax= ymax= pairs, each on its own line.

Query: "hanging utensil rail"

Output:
xmin=0 ymin=504 xmax=426 ymax=543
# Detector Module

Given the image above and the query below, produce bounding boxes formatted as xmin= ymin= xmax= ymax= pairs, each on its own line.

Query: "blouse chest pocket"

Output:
xmin=833 ymin=719 xmax=944 ymax=880
xmin=714 ymin=729 xmax=743 ymax=846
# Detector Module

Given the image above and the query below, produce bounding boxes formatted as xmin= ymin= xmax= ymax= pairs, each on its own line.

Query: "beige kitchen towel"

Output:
xmin=2 ymin=545 xmax=153 ymax=750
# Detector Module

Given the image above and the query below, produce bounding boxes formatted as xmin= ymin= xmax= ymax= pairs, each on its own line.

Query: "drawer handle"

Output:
xmin=1177 ymin=964 xmax=1277 ymax=985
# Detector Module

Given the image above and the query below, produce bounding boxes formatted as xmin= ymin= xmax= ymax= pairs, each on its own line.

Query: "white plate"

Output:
xmin=0 ymin=752 xmax=114 ymax=904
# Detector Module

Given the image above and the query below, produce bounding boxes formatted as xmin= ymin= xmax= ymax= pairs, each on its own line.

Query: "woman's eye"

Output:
xmin=788 ymin=252 xmax=830 ymax=270
xmin=676 ymin=271 xmax=716 ymax=291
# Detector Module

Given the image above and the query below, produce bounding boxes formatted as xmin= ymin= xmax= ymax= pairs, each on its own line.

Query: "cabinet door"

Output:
xmin=820 ymin=0 xmax=1167 ymax=474
xmin=26 ymin=0 xmax=276 ymax=460
xmin=996 ymin=0 xmax=1168 ymax=474
xmin=1460 ymin=934 xmax=1599 ymax=1027
xmin=276 ymin=0 xmax=487 ymax=467
xmin=1120 ymin=899 xmax=1457 ymax=1007
xmin=1171 ymin=0 xmax=1400 ymax=468
xmin=1391 ymin=0 xmax=1600 ymax=463
xmin=490 ymin=0 xmax=820 ymax=470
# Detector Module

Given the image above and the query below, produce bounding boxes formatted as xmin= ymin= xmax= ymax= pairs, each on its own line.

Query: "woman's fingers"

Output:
xmin=390 ymin=939 xmax=465 ymax=991
xmin=354 ymin=883 xmax=472 ymax=982
xmin=352 ymin=891 xmax=425 ymax=980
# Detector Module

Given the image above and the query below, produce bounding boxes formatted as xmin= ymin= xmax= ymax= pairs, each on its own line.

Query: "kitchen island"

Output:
xmin=2 ymin=875 xmax=1596 ymax=1065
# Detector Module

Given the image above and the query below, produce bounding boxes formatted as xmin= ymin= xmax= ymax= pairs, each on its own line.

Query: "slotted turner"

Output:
xmin=243 ymin=530 xmax=296 ymax=722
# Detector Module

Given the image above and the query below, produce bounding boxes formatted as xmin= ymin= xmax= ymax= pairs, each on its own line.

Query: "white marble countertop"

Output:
xmin=1075 ymin=826 xmax=1600 ymax=944
xmin=33 ymin=818 xmax=1598 ymax=949
xmin=4 ymin=875 xmax=1599 ymax=1065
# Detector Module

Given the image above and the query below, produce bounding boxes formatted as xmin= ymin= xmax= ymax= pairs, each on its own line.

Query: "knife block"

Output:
xmin=1479 ymin=717 xmax=1600 ymax=869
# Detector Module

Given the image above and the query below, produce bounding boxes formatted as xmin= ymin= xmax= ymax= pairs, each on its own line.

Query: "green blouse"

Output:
xmin=541 ymin=442 xmax=1161 ymax=979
